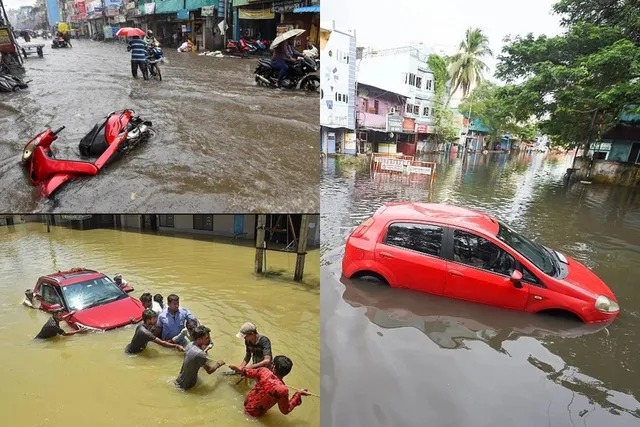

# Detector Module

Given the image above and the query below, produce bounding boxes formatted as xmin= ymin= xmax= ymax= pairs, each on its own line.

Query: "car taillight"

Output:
xmin=351 ymin=217 xmax=374 ymax=238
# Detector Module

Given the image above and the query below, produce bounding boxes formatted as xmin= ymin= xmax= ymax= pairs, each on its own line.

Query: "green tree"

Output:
xmin=448 ymin=28 xmax=493 ymax=101
xmin=496 ymin=22 xmax=640 ymax=148
xmin=458 ymin=82 xmax=539 ymax=143
xmin=553 ymin=0 xmax=640 ymax=44
xmin=427 ymin=54 xmax=460 ymax=145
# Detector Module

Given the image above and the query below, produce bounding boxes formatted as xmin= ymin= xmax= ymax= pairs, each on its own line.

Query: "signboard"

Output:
xmin=271 ymin=1 xmax=303 ymax=13
xmin=386 ymin=115 xmax=402 ymax=132
xmin=344 ymin=132 xmax=356 ymax=151
xmin=402 ymin=117 xmax=415 ymax=133
xmin=104 ymin=0 xmax=121 ymax=8
xmin=177 ymin=9 xmax=189 ymax=19
xmin=590 ymin=142 xmax=611 ymax=151
xmin=201 ymin=5 xmax=215 ymax=16
xmin=0 ymin=27 xmax=16 ymax=53
xmin=77 ymin=1 xmax=87 ymax=14
xmin=416 ymin=124 xmax=428 ymax=133
xmin=144 ymin=3 xmax=155 ymax=14
xmin=103 ymin=25 xmax=113 ymax=39
xmin=126 ymin=2 xmax=135 ymax=10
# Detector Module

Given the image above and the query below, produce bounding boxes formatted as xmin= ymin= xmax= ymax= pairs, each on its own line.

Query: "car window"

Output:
xmin=453 ymin=230 xmax=516 ymax=276
xmin=384 ymin=222 xmax=443 ymax=256
xmin=522 ymin=267 xmax=541 ymax=285
xmin=41 ymin=283 xmax=62 ymax=306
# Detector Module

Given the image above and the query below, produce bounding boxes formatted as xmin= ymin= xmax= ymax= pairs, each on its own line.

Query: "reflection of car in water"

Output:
xmin=341 ymin=277 xmax=611 ymax=351
xmin=23 ymin=268 xmax=144 ymax=331
xmin=342 ymin=203 xmax=621 ymax=324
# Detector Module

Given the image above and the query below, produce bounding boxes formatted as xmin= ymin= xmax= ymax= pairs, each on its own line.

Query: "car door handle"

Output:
xmin=379 ymin=251 xmax=394 ymax=259
xmin=448 ymin=270 xmax=464 ymax=277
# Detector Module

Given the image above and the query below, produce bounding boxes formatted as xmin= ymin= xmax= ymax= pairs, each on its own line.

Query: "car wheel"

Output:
xmin=353 ymin=271 xmax=389 ymax=286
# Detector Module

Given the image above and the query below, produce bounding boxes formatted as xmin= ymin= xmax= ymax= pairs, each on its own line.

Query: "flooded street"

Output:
xmin=0 ymin=222 xmax=319 ymax=426
xmin=0 ymin=39 xmax=319 ymax=213
xmin=321 ymin=152 xmax=640 ymax=426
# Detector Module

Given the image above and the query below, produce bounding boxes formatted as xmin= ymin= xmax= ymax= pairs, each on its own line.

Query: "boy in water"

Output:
xmin=34 ymin=305 xmax=87 ymax=339
xmin=153 ymin=294 xmax=164 ymax=309
xmin=229 ymin=355 xmax=310 ymax=417
xmin=175 ymin=325 xmax=225 ymax=390
xmin=125 ymin=309 xmax=184 ymax=354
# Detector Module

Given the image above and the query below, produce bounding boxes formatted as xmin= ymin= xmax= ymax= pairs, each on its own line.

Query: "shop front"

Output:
xmin=397 ymin=117 xmax=417 ymax=156
xmin=233 ymin=0 xmax=276 ymax=42
xmin=86 ymin=0 xmax=105 ymax=37
xmin=286 ymin=0 xmax=319 ymax=47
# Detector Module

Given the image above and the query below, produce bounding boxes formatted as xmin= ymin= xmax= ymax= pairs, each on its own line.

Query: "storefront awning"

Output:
xmin=293 ymin=5 xmax=319 ymax=13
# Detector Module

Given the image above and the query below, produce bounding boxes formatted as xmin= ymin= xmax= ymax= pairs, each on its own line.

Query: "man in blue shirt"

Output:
xmin=155 ymin=294 xmax=196 ymax=341
xmin=127 ymin=35 xmax=149 ymax=80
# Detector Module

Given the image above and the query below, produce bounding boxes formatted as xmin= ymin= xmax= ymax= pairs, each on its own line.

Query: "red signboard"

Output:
xmin=77 ymin=1 xmax=87 ymax=14
xmin=416 ymin=124 xmax=428 ymax=133
xmin=0 ymin=27 xmax=17 ymax=54
xmin=402 ymin=117 xmax=415 ymax=133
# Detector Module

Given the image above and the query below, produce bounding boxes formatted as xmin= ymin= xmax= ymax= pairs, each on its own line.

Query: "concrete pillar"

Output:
xmin=294 ymin=215 xmax=309 ymax=282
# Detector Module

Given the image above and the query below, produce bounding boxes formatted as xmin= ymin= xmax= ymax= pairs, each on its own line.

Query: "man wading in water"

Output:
xmin=125 ymin=309 xmax=184 ymax=354
xmin=233 ymin=322 xmax=273 ymax=370
xmin=229 ymin=355 xmax=310 ymax=417
xmin=34 ymin=305 xmax=87 ymax=339
xmin=175 ymin=325 xmax=225 ymax=390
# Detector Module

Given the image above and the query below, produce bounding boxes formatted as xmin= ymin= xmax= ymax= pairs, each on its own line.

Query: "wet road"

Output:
xmin=321 ymin=152 xmax=640 ymax=426
xmin=0 ymin=39 xmax=319 ymax=213
xmin=0 ymin=222 xmax=319 ymax=426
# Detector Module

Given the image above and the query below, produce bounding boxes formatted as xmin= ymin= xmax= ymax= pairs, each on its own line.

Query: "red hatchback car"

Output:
xmin=25 ymin=268 xmax=144 ymax=330
xmin=342 ymin=203 xmax=620 ymax=324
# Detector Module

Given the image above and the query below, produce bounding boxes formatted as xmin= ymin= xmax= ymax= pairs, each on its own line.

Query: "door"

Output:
xmin=374 ymin=222 xmax=447 ymax=295
xmin=445 ymin=229 xmax=528 ymax=309
xmin=35 ymin=281 xmax=65 ymax=312
xmin=234 ymin=215 xmax=244 ymax=235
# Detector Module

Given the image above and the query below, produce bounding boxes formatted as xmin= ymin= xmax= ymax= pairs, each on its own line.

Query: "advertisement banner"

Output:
xmin=144 ymin=3 xmax=155 ymax=14
xmin=177 ymin=9 xmax=189 ymax=19
xmin=77 ymin=1 xmax=86 ymax=14
xmin=402 ymin=117 xmax=415 ymax=133
xmin=104 ymin=0 xmax=121 ymax=8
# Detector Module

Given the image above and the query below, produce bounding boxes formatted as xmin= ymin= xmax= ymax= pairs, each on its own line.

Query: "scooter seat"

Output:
xmin=258 ymin=59 xmax=272 ymax=68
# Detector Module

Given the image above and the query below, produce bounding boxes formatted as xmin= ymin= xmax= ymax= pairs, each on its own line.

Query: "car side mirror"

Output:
xmin=510 ymin=270 xmax=523 ymax=288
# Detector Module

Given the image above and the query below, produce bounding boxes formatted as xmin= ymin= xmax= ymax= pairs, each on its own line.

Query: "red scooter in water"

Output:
xmin=21 ymin=110 xmax=153 ymax=198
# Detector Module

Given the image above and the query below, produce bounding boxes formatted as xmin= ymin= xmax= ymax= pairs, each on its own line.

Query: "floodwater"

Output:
xmin=0 ymin=222 xmax=319 ymax=426
xmin=0 ymin=38 xmax=319 ymax=213
xmin=321 ymin=152 xmax=640 ymax=427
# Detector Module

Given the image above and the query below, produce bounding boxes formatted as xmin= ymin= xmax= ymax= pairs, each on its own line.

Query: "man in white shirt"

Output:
xmin=140 ymin=292 xmax=162 ymax=314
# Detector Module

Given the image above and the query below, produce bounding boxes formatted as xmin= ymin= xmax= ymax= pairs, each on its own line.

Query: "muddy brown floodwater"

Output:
xmin=0 ymin=39 xmax=319 ymax=213
xmin=0 ymin=223 xmax=319 ymax=426
xmin=321 ymin=152 xmax=640 ymax=427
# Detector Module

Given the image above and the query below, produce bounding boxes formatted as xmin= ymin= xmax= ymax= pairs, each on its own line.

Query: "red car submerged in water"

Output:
xmin=342 ymin=203 xmax=620 ymax=324
xmin=24 ymin=268 xmax=144 ymax=330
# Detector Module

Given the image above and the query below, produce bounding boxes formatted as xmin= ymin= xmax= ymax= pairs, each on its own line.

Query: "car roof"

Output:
xmin=375 ymin=202 xmax=500 ymax=236
xmin=40 ymin=268 xmax=107 ymax=287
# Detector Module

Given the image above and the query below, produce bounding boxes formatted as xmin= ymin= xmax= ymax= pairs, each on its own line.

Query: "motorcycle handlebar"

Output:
xmin=51 ymin=126 xmax=65 ymax=135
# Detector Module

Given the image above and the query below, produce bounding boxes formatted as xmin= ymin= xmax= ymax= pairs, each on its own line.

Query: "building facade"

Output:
xmin=357 ymin=46 xmax=437 ymax=156
xmin=356 ymin=82 xmax=408 ymax=154
xmin=319 ymin=20 xmax=357 ymax=155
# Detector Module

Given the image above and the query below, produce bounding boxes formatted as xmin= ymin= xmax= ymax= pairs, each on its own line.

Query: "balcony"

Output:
xmin=357 ymin=112 xmax=387 ymax=130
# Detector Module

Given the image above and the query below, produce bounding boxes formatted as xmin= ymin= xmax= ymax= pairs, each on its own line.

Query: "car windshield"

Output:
xmin=61 ymin=277 xmax=127 ymax=311
xmin=496 ymin=222 xmax=557 ymax=276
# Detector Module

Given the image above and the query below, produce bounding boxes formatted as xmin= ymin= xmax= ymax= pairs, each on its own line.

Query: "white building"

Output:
xmin=357 ymin=46 xmax=437 ymax=138
xmin=319 ymin=20 xmax=357 ymax=155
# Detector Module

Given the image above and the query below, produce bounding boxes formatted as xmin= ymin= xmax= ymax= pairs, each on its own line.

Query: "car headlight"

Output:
xmin=595 ymin=295 xmax=620 ymax=313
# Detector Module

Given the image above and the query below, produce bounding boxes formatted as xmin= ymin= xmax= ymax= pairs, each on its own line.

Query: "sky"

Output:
xmin=4 ymin=0 xmax=35 ymax=11
xmin=321 ymin=0 xmax=566 ymax=79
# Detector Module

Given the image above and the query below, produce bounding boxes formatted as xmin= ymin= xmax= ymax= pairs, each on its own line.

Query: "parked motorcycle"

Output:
xmin=0 ymin=73 xmax=30 ymax=92
xmin=254 ymin=56 xmax=320 ymax=91
xmin=51 ymin=36 xmax=71 ymax=49
xmin=21 ymin=110 xmax=153 ymax=197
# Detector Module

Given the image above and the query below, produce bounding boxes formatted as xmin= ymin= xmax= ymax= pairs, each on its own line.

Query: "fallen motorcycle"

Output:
xmin=21 ymin=109 xmax=153 ymax=197
xmin=0 ymin=73 xmax=30 ymax=92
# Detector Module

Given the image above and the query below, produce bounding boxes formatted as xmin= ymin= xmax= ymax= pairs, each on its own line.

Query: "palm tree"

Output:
xmin=448 ymin=28 xmax=493 ymax=102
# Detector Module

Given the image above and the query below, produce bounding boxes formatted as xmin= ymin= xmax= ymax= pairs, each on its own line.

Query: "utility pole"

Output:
xmin=254 ymin=215 xmax=266 ymax=274
xmin=293 ymin=215 xmax=310 ymax=282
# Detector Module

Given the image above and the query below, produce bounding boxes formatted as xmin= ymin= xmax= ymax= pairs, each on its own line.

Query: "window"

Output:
xmin=366 ymin=99 xmax=379 ymax=114
xmin=522 ymin=267 xmax=542 ymax=286
xmin=413 ymin=105 xmax=419 ymax=115
xmin=406 ymin=73 xmax=416 ymax=86
xmin=425 ymin=80 xmax=433 ymax=90
xmin=384 ymin=223 xmax=443 ymax=256
xmin=415 ymin=76 xmax=422 ymax=89
xmin=406 ymin=103 xmax=413 ymax=114
xmin=193 ymin=215 xmax=213 ymax=231
xmin=423 ymin=107 xmax=429 ymax=116
xmin=41 ymin=283 xmax=62 ymax=306
xmin=453 ymin=230 xmax=516 ymax=276
xmin=159 ymin=215 xmax=174 ymax=228
xmin=335 ymin=93 xmax=349 ymax=104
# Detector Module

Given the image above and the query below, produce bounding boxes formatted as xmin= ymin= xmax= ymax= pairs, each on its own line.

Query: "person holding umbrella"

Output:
xmin=117 ymin=28 xmax=149 ymax=80
xmin=270 ymin=29 xmax=305 ymax=89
